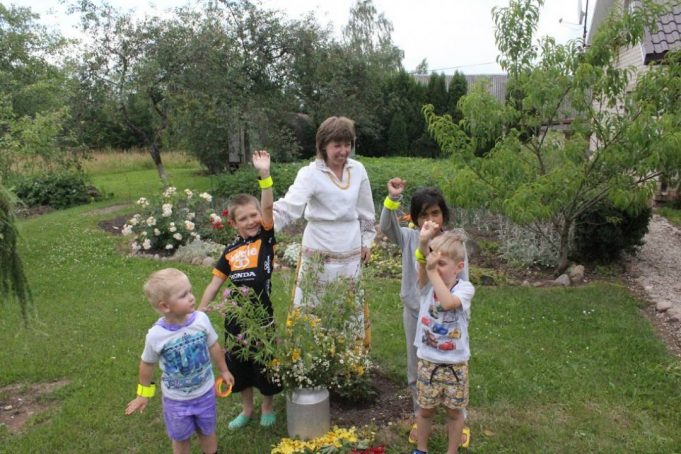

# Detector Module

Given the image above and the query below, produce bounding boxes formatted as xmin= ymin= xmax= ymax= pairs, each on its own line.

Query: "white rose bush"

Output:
xmin=121 ymin=187 xmax=235 ymax=254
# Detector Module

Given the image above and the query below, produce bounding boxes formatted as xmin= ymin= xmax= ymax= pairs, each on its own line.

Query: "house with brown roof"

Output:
xmin=588 ymin=0 xmax=681 ymax=201
xmin=588 ymin=0 xmax=681 ymax=87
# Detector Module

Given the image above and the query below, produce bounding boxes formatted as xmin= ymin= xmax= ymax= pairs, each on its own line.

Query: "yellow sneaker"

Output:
xmin=408 ymin=423 xmax=417 ymax=444
xmin=460 ymin=427 xmax=471 ymax=448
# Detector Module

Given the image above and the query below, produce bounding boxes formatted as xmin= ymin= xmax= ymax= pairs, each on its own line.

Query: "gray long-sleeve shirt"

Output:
xmin=379 ymin=205 xmax=421 ymax=312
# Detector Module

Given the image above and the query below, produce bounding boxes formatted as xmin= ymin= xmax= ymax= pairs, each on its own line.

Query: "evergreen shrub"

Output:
xmin=572 ymin=202 xmax=652 ymax=263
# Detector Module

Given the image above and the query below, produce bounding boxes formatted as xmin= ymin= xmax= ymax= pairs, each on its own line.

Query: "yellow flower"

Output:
xmin=290 ymin=349 xmax=301 ymax=362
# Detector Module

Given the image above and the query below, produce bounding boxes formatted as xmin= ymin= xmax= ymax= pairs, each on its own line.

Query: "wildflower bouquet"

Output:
xmin=121 ymin=187 xmax=235 ymax=254
xmin=208 ymin=256 xmax=373 ymax=394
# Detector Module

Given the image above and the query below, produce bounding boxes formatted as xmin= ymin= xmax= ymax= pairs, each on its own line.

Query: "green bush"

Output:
xmin=572 ymin=202 xmax=652 ymax=263
xmin=213 ymin=156 xmax=447 ymax=213
xmin=13 ymin=171 xmax=101 ymax=209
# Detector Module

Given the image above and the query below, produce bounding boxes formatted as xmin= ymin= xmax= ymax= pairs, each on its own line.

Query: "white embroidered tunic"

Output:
xmin=273 ymin=158 xmax=376 ymax=253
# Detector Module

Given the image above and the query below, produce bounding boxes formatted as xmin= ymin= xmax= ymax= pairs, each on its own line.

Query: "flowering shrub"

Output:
xmin=207 ymin=256 xmax=373 ymax=394
xmin=270 ymin=426 xmax=382 ymax=454
xmin=369 ymin=238 xmax=402 ymax=279
xmin=281 ymin=242 xmax=301 ymax=268
xmin=121 ymin=187 xmax=235 ymax=254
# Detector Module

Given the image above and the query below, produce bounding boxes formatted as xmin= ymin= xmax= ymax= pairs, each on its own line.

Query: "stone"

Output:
xmin=656 ymin=301 xmax=673 ymax=312
xmin=532 ymin=281 xmax=544 ymax=288
xmin=553 ymin=274 xmax=571 ymax=287
xmin=667 ymin=307 xmax=681 ymax=322
xmin=479 ymin=275 xmax=496 ymax=286
xmin=191 ymin=257 xmax=203 ymax=265
xmin=465 ymin=239 xmax=481 ymax=259
xmin=568 ymin=264 xmax=585 ymax=284
xmin=522 ymin=280 xmax=531 ymax=287
xmin=153 ymin=254 xmax=160 ymax=260
xmin=202 ymin=257 xmax=214 ymax=267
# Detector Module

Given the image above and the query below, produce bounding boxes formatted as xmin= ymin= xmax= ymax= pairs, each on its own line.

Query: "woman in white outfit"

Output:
xmin=273 ymin=116 xmax=376 ymax=345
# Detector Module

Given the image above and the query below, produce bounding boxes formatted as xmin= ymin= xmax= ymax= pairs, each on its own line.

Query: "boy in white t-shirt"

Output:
xmin=126 ymin=268 xmax=234 ymax=454
xmin=412 ymin=228 xmax=475 ymax=454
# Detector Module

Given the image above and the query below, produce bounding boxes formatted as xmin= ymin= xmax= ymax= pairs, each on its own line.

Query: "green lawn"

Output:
xmin=3 ymin=162 xmax=681 ymax=453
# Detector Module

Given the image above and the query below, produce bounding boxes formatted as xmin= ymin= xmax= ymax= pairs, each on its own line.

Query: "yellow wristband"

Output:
xmin=258 ymin=176 xmax=273 ymax=189
xmin=415 ymin=248 xmax=426 ymax=263
xmin=383 ymin=196 xmax=401 ymax=210
xmin=136 ymin=383 xmax=156 ymax=398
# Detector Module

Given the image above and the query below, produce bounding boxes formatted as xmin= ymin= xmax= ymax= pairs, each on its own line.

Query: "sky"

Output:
xmin=8 ymin=0 xmax=596 ymax=74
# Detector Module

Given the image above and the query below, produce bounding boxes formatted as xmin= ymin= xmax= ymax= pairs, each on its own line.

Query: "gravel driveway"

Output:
xmin=627 ymin=214 xmax=681 ymax=356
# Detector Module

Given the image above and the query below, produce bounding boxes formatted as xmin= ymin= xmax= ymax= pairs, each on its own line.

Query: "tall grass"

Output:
xmin=83 ymin=149 xmax=199 ymax=176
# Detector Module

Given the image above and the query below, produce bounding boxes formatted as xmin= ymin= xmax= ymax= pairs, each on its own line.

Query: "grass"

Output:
xmin=3 ymin=160 xmax=681 ymax=453
xmin=657 ymin=206 xmax=681 ymax=228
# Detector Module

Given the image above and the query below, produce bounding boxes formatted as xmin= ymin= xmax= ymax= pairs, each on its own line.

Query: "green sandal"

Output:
xmin=260 ymin=412 xmax=276 ymax=427
xmin=228 ymin=413 xmax=251 ymax=430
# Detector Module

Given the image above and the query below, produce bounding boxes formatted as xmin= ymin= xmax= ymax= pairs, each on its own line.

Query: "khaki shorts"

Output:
xmin=416 ymin=359 xmax=469 ymax=410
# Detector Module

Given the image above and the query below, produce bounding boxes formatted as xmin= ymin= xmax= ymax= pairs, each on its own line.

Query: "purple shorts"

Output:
xmin=162 ymin=388 xmax=216 ymax=441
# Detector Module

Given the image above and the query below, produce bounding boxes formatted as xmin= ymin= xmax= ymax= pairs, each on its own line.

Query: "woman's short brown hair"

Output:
xmin=315 ymin=116 xmax=356 ymax=161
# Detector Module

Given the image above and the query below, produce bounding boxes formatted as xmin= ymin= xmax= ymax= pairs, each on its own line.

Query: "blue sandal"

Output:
xmin=228 ymin=412 xmax=251 ymax=430
xmin=260 ymin=412 xmax=276 ymax=427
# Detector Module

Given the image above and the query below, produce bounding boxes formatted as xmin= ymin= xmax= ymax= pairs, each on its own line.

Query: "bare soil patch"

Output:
xmin=331 ymin=371 xmax=412 ymax=428
xmin=0 ymin=379 xmax=70 ymax=434
xmin=98 ymin=214 xmax=129 ymax=236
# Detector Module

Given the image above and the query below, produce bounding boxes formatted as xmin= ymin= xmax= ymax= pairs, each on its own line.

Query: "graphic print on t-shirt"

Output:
xmin=225 ymin=239 xmax=261 ymax=270
xmin=161 ymin=331 xmax=212 ymax=393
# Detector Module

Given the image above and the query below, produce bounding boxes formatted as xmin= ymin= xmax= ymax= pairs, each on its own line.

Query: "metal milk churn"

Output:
xmin=286 ymin=388 xmax=330 ymax=440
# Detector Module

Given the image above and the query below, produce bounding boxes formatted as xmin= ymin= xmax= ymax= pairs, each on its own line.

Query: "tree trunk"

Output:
xmin=149 ymin=141 xmax=169 ymax=187
xmin=556 ymin=221 xmax=571 ymax=275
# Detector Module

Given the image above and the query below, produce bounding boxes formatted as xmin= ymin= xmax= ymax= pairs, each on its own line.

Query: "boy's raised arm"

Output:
xmin=252 ymin=150 xmax=273 ymax=227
